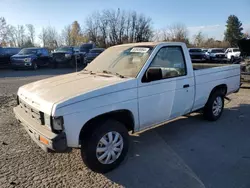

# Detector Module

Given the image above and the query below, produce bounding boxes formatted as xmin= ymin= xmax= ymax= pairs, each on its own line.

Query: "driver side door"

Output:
xmin=138 ymin=45 xmax=194 ymax=130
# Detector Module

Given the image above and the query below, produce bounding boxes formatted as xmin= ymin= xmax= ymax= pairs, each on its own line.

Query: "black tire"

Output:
xmin=203 ymin=90 xmax=224 ymax=121
xmin=231 ymin=56 xmax=235 ymax=63
xmin=80 ymin=119 xmax=129 ymax=173
xmin=52 ymin=60 xmax=57 ymax=69
xmin=70 ymin=57 xmax=77 ymax=68
xmin=32 ymin=62 xmax=38 ymax=70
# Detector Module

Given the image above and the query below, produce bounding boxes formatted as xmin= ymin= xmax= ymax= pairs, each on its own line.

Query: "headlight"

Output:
xmin=16 ymin=96 xmax=19 ymax=105
xmin=52 ymin=116 xmax=64 ymax=131
xmin=44 ymin=114 xmax=51 ymax=128
xmin=24 ymin=58 xmax=32 ymax=62
xmin=65 ymin=54 xmax=71 ymax=58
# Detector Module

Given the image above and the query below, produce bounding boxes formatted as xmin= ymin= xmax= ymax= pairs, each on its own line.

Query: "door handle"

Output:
xmin=183 ymin=84 xmax=190 ymax=88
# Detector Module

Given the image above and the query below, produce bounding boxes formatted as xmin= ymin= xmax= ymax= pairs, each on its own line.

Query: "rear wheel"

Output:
xmin=203 ymin=90 xmax=224 ymax=121
xmin=80 ymin=119 xmax=129 ymax=173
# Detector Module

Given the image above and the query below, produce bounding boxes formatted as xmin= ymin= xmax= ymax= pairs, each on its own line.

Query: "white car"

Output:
xmin=206 ymin=48 xmax=227 ymax=62
xmin=14 ymin=42 xmax=241 ymax=173
xmin=225 ymin=48 xmax=241 ymax=62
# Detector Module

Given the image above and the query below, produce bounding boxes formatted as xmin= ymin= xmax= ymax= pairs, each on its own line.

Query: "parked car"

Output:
xmin=202 ymin=48 xmax=208 ymax=53
xmin=52 ymin=46 xmax=81 ymax=68
xmin=73 ymin=46 xmax=85 ymax=64
xmin=225 ymin=48 xmax=241 ymax=62
xmin=206 ymin=48 xmax=227 ymax=62
xmin=0 ymin=47 xmax=21 ymax=68
xmin=85 ymin=48 xmax=105 ymax=64
xmin=11 ymin=47 xmax=50 ymax=70
xmin=14 ymin=42 xmax=241 ymax=173
xmin=79 ymin=43 xmax=96 ymax=65
xmin=188 ymin=48 xmax=206 ymax=62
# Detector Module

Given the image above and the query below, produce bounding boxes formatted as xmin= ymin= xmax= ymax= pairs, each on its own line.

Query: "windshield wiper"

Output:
xmin=102 ymin=70 xmax=126 ymax=78
xmin=81 ymin=69 xmax=96 ymax=75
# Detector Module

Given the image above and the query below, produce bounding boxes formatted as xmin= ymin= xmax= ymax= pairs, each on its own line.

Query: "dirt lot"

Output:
xmin=1 ymin=69 xmax=250 ymax=188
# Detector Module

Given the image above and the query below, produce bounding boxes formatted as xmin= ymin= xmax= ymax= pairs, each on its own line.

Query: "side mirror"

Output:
xmin=144 ymin=67 xmax=163 ymax=82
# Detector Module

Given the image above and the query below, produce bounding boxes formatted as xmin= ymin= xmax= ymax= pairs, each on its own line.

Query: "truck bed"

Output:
xmin=191 ymin=63 xmax=241 ymax=111
xmin=192 ymin=63 xmax=229 ymax=70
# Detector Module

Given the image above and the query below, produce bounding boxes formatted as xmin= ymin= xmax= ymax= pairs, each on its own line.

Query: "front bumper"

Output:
xmin=210 ymin=57 xmax=227 ymax=62
xmin=11 ymin=61 xmax=33 ymax=68
xmin=14 ymin=106 xmax=69 ymax=152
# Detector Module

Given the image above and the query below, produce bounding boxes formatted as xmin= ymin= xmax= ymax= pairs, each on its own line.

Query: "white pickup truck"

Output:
xmin=225 ymin=48 xmax=241 ymax=62
xmin=14 ymin=42 xmax=241 ymax=173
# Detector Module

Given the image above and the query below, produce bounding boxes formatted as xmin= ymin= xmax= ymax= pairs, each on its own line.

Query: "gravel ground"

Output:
xmin=0 ymin=69 xmax=250 ymax=188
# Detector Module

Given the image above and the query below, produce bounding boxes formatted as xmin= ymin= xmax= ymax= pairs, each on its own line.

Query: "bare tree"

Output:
xmin=61 ymin=25 xmax=72 ymax=46
xmin=99 ymin=11 xmax=109 ymax=47
xmin=0 ymin=17 xmax=8 ymax=46
xmin=193 ymin=31 xmax=205 ymax=47
xmin=26 ymin=24 xmax=35 ymax=45
xmin=84 ymin=9 xmax=153 ymax=47
xmin=39 ymin=26 xmax=59 ymax=49
xmin=165 ymin=23 xmax=189 ymax=44
xmin=85 ymin=12 xmax=99 ymax=44
xmin=39 ymin=27 xmax=47 ymax=47
xmin=6 ymin=25 xmax=17 ymax=47
xmin=16 ymin=25 xmax=26 ymax=47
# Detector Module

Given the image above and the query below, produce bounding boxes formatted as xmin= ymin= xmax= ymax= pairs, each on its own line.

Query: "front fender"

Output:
xmin=62 ymin=99 xmax=139 ymax=147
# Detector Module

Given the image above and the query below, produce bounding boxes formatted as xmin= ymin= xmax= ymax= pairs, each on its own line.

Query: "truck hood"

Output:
xmin=18 ymin=72 xmax=134 ymax=115
xmin=12 ymin=54 xmax=35 ymax=58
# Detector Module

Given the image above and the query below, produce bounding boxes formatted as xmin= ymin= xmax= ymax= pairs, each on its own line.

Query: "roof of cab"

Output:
xmin=22 ymin=47 xmax=44 ymax=50
xmin=114 ymin=41 xmax=185 ymax=48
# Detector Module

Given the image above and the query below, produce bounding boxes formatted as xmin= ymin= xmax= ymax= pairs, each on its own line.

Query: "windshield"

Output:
xmin=74 ymin=47 xmax=79 ymax=52
xmin=18 ymin=49 xmax=37 ymax=55
xmin=211 ymin=49 xmax=224 ymax=53
xmin=84 ymin=45 xmax=153 ymax=78
xmin=55 ymin=47 xmax=72 ymax=52
xmin=80 ymin=44 xmax=94 ymax=52
xmin=233 ymin=48 xmax=240 ymax=52
xmin=189 ymin=49 xmax=202 ymax=52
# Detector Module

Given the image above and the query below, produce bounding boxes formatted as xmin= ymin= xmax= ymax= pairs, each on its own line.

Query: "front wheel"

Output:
xmin=80 ymin=119 xmax=129 ymax=173
xmin=203 ymin=90 xmax=224 ymax=121
xmin=32 ymin=62 xmax=38 ymax=70
xmin=231 ymin=56 xmax=235 ymax=63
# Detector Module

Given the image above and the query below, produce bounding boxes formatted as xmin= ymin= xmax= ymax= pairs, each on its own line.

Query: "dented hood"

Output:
xmin=18 ymin=72 xmax=132 ymax=114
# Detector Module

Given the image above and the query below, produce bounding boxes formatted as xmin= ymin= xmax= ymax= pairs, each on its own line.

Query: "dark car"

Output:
xmin=206 ymin=48 xmax=226 ymax=62
xmin=52 ymin=46 xmax=81 ymax=68
xmin=0 ymin=47 xmax=21 ymax=68
xmin=79 ymin=43 xmax=96 ymax=65
xmin=11 ymin=48 xmax=50 ymax=70
xmin=188 ymin=48 xmax=206 ymax=62
xmin=85 ymin=48 xmax=105 ymax=64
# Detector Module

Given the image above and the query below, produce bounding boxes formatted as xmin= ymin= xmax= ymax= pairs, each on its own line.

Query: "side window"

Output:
xmin=149 ymin=46 xmax=187 ymax=79
xmin=37 ymin=49 xmax=42 ymax=55
xmin=43 ymin=49 xmax=49 ymax=56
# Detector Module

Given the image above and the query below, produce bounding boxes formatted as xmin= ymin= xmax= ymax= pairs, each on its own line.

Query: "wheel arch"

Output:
xmin=79 ymin=109 xmax=135 ymax=145
xmin=207 ymin=84 xmax=227 ymax=103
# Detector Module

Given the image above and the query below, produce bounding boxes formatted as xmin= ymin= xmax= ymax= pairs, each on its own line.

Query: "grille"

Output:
xmin=191 ymin=55 xmax=203 ymax=59
xmin=53 ymin=53 xmax=66 ymax=60
xmin=216 ymin=54 xmax=225 ymax=58
xmin=19 ymin=99 xmax=42 ymax=124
